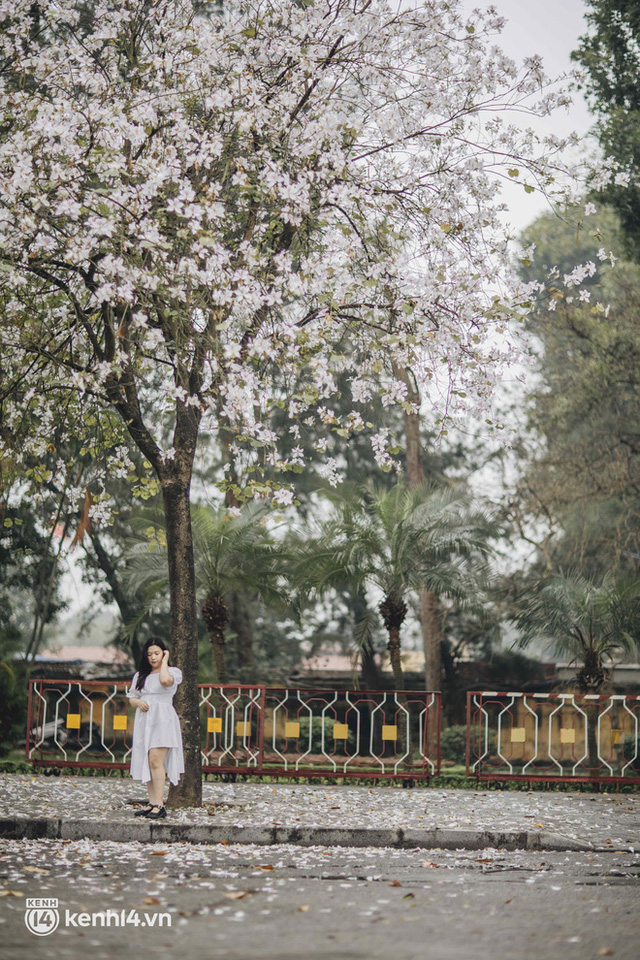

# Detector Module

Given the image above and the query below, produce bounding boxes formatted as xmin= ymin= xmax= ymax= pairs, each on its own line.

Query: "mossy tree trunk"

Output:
xmin=395 ymin=364 xmax=443 ymax=692
xmin=379 ymin=596 xmax=407 ymax=691
xmin=162 ymin=466 xmax=203 ymax=810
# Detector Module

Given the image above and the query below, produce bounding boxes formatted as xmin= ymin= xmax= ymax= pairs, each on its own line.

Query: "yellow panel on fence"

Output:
xmin=510 ymin=728 xmax=526 ymax=743
xmin=285 ymin=722 xmax=300 ymax=739
xmin=66 ymin=714 xmax=81 ymax=729
xmin=333 ymin=723 xmax=349 ymax=739
xmin=611 ymin=729 xmax=622 ymax=745
xmin=382 ymin=725 xmax=397 ymax=741
xmin=560 ymin=728 xmax=576 ymax=744
xmin=236 ymin=721 xmax=251 ymax=738
xmin=113 ymin=715 xmax=128 ymax=731
xmin=208 ymin=717 xmax=223 ymax=734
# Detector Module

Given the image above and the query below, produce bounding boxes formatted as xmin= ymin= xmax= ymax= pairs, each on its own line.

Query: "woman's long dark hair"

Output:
xmin=135 ymin=636 xmax=170 ymax=691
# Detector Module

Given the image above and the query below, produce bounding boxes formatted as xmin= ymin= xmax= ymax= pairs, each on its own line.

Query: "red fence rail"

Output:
xmin=25 ymin=679 xmax=441 ymax=781
xmin=467 ymin=691 xmax=640 ymax=784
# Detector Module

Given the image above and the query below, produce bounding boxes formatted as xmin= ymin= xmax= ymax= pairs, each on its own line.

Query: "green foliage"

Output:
xmin=123 ymin=500 xmax=296 ymax=679
xmin=292 ymin=480 xmax=494 ymax=610
xmin=288 ymin=479 xmax=495 ymax=688
xmin=440 ymin=724 xmax=469 ymax=765
xmin=297 ymin=716 xmax=357 ymax=754
xmin=515 ymin=204 xmax=640 ymax=579
xmin=572 ymin=1 xmax=640 ymax=260
xmin=513 ymin=571 xmax=640 ymax=691
xmin=125 ymin=500 xmax=291 ymax=610
xmin=0 ymin=659 xmax=29 ymax=756
xmin=0 ymin=503 xmax=67 ymax=659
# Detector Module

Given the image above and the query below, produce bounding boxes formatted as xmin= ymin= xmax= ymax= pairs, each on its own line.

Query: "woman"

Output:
xmin=125 ymin=637 xmax=185 ymax=819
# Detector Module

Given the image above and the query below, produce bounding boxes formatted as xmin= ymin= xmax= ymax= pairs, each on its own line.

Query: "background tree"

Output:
xmin=514 ymin=570 xmax=640 ymax=774
xmin=515 ymin=204 xmax=640 ymax=578
xmin=572 ymin=0 xmax=640 ymax=260
xmin=292 ymin=481 xmax=493 ymax=690
xmin=125 ymin=501 xmax=293 ymax=683
xmin=0 ymin=0 xmax=591 ymax=803
xmin=514 ymin=571 xmax=639 ymax=692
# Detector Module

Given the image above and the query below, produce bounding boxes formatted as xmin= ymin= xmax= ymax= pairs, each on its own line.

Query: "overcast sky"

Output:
xmin=458 ymin=0 xmax=595 ymax=232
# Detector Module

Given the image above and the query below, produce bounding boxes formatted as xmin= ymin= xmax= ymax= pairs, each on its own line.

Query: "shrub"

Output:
xmin=441 ymin=723 xmax=497 ymax=765
xmin=440 ymin=724 xmax=468 ymax=765
xmin=298 ymin=716 xmax=356 ymax=754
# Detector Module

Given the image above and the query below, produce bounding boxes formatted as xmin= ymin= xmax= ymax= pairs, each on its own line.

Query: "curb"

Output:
xmin=0 ymin=817 xmax=598 ymax=852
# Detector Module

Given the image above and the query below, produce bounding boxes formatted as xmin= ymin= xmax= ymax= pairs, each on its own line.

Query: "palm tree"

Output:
xmin=291 ymin=480 xmax=493 ymax=690
xmin=514 ymin=571 xmax=640 ymax=693
xmin=514 ymin=571 xmax=640 ymax=776
xmin=124 ymin=501 xmax=293 ymax=682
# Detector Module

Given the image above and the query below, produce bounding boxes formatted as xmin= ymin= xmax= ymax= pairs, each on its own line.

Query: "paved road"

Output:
xmin=1 ymin=838 xmax=639 ymax=960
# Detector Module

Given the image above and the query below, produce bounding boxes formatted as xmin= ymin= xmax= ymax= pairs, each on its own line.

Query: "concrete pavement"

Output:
xmin=1 ymin=773 xmax=639 ymax=852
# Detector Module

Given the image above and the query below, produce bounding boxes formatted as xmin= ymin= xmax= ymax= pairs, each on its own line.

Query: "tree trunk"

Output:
xmin=395 ymin=363 xmax=443 ymax=692
xmin=361 ymin=637 xmax=382 ymax=690
xmin=421 ymin=590 xmax=442 ymax=693
xmin=386 ymin=625 xmax=405 ymax=690
xmin=202 ymin=593 xmax=229 ymax=683
xmin=87 ymin=529 xmax=142 ymax=662
xmin=577 ymin=653 xmax=606 ymax=777
xmin=210 ymin=629 xmax=228 ymax=684
xmin=162 ymin=472 xmax=202 ymax=809
xmin=379 ymin=596 xmax=407 ymax=691
xmin=585 ymin=701 xmax=601 ymax=778
xmin=229 ymin=591 xmax=255 ymax=681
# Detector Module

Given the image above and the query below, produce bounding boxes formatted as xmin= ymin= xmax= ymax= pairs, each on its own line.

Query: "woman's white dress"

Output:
xmin=126 ymin=666 xmax=185 ymax=786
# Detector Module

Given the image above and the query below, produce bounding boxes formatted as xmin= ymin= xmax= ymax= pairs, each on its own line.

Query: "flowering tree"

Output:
xmin=0 ymin=0 xmax=594 ymax=804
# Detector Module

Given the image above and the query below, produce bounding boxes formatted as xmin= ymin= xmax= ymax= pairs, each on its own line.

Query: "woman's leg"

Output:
xmin=147 ymin=747 xmax=169 ymax=807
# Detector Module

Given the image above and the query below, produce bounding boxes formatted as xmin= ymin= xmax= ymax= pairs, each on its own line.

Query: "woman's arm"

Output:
xmin=125 ymin=674 xmax=147 ymax=709
xmin=129 ymin=697 xmax=149 ymax=711
xmin=159 ymin=649 xmax=173 ymax=687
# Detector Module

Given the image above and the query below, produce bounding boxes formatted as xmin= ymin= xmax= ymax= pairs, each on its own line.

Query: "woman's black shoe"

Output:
xmin=145 ymin=805 xmax=167 ymax=820
xmin=134 ymin=803 xmax=153 ymax=817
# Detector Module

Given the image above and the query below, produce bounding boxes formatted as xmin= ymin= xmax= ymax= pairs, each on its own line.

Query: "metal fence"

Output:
xmin=467 ymin=691 xmax=640 ymax=784
xmin=25 ymin=679 xmax=441 ymax=781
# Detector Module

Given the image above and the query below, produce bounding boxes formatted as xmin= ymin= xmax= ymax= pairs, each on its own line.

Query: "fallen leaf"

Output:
xmin=390 ymin=880 xmax=403 ymax=887
xmin=142 ymin=897 xmax=161 ymax=905
xmin=23 ymin=866 xmax=49 ymax=874
xmin=504 ymin=899 xmax=512 ymax=905
xmin=223 ymin=891 xmax=249 ymax=900
xmin=597 ymin=950 xmax=614 ymax=957
xmin=421 ymin=861 xmax=439 ymax=868
xmin=298 ymin=905 xmax=310 ymax=912
xmin=149 ymin=851 xmax=168 ymax=856
xmin=0 ymin=890 xmax=24 ymax=897
xmin=259 ymin=865 xmax=274 ymax=871
xmin=402 ymin=893 xmax=415 ymax=900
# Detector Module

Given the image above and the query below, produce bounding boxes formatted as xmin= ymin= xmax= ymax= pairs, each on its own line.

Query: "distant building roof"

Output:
xmin=35 ymin=645 xmax=130 ymax=665
xmin=301 ymin=651 xmax=425 ymax=673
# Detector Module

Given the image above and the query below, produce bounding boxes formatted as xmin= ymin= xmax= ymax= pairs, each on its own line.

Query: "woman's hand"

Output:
xmin=161 ymin=649 xmax=170 ymax=665
xmin=133 ymin=698 xmax=149 ymax=712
